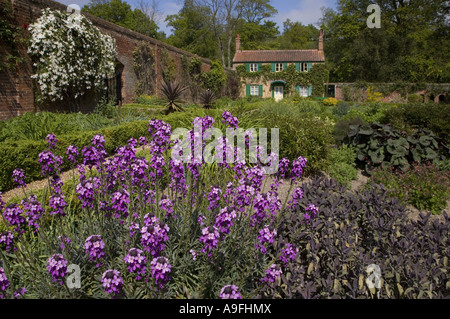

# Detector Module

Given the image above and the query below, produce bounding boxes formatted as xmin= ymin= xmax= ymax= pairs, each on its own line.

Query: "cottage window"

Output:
xmin=275 ymin=63 xmax=283 ymax=72
xmin=249 ymin=63 xmax=258 ymax=72
xmin=298 ymin=86 xmax=308 ymax=97
xmin=301 ymin=63 xmax=309 ymax=72
xmin=250 ymin=85 xmax=259 ymax=96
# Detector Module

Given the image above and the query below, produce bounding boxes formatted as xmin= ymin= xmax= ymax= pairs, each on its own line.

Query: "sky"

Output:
xmin=56 ymin=0 xmax=338 ymax=35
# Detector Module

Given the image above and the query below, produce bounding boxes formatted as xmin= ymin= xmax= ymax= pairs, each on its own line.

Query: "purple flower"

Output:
xmin=124 ymin=248 xmax=146 ymax=280
xmin=140 ymin=215 xmax=170 ymax=257
xmin=279 ymin=243 xmax=299 ymax=266
xmin=251 ymin=193 xmax=269 ymax=227
xmin=111 ymin=189 xmax=130 ymax=219
xmin=219 ymin=285 xmax=242 ymax=299
xmin=58 ymin=236 xmax=71 ymax=252
xmin=66 ymin=145 xmax=79 ymax=165
xmin=159 ymin=196 xmax=175 ymax=218
xmin=221 ymin=111 xmax=239 ymax=129
xmin=38 ymin=150 xmax=62 ymax=176
xmin=50 ymin=174 xmax=63 ymax=194
xmin=76 ymin=177 xmax=100 ymax=210
xmin=0 ymin=267 xmax=10 ymax=297
xmin=46 ymin=254 xmax=68 ymax=285
xmin=261 ymin=264 xmax=282 ymax=283
xmin=199 ymin=226 xmax=220 ymax=254
xmin=101 ymin=270 xmax=123 ymax=295
xmin=288 ymin=187 xmax=304 ymax=209
xmin=256 ymin=225 xmax=277 ymax=254
xmin=21 ymin=195 xmax=44 ymax=232
xmin=0 ymin=231 xmax=15 ymax=252
xmin=189 ymin=249 xmax=198 ymax=261
xmin=2 ymin=204 xmax=26 ymax=234
xmin=48 ymin=193 xmax=67 ymax=217
xmin=13 ymin=287 xmax=27 ymax=299
xmin=214 ymin=206 xmax=237 ymax=235
xmin=92 ymin=134 xmax=106 ymax=148
xmin=147 ymin=119 xmax=172 ymax=154
xmin=207 ymin=185 xmax=222 ymax=211
xmin=12 ymin=169 xmax=26 ymax=188
xmin=84 ymin=235 xmax=105 ymax=263
xmin=45 ymin=133 xmax=57 ymax=150
xmin=150 ymin=256 xmax=171 ymax=289
xmin=303 ymin=204 xmax=319 ymax=223
xmin=291 ymin=156 xmax=307 ymax=181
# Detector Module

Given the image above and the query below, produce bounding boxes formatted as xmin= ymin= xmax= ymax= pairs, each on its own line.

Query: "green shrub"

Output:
xmin=371 ymin=162 xmax=450 ymax=215
xmin=381 ymin=103 xmax=450 ymax=144
xmin=333 ymin=116 xmax=368 ymax=145
xmin=332 ymin=101 xmax=350 ymax=118
xmin=327 ymin=144 xmax=358 ymax=188
xmin=408 ymin=94 xmax=424 ymax=103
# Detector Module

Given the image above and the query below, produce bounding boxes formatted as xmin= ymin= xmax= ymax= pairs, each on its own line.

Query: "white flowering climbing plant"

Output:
xmin=28 ymin=8 xmax=116 ymax=107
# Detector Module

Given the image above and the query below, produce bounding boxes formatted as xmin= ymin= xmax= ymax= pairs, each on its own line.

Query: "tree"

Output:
xmin=82 ymin=0 xmax=163 ymax=40
xmin=236 ymin=20 xmax=279 ymax=50
xmin=277 ymin=20 xmax=319 ymax=49
xmin=320 ymin=0 xmax=450 ymax=83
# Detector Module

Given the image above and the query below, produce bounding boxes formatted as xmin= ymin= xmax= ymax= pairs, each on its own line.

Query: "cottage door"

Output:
xmin=274 ymin=86 xmax=283 ymax=102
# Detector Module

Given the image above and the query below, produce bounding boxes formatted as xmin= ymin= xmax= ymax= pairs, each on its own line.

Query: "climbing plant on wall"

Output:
xmin=28 ymin=8 xmax=116 ymax=111
xmin=161 ymin=48 xmax=177 ymax=82
xmin=0 ymin=0 xmax=25 ymax=72
xmin=236 ymin=63 xmax=329 ymax=97
xmin=133 ymin=41 xmax=155 ymax=97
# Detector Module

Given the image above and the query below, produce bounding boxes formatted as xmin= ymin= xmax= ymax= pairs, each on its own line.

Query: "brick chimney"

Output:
xmin=318 ymin=29 xmax=323 ymax=52
xmin=236 ymin=34 xmax=241 ymax=51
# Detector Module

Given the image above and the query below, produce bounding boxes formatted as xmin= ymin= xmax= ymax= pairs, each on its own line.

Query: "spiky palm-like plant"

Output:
xmin=160 ymin=79 xmax=187 ymax=114
xmin=199 ymin=89 xmax=216 ymax=109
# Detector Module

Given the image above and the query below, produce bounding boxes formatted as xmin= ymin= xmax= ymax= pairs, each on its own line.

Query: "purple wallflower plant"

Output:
xmin=207 ymin=185 xmax=222 ymax=211
xmin=2 ymin=204 xmax=26 ymax=234
xmin=256 ymin=225 xmax=277 ymax=254
xmin=140 ymin=215 xmax=170 ymax=257
xmin=221 ymin=111 xmax=239 ymax=129
xmin=124 ymin=248 xmax=146 ymax=280
xmin=13 ymin=287 xmax=27 ymax=299
xmin=45 ymin=133 xmax=57 ymax=150
xmin=199 ymin=226 xmax=220 ymax=254
xmin=214 ymin=206 xmax=237 ymax=235
xmin=219 ymin=285 xmax=242 ymax=299
xmin=101 ymin=270 xmax=123 ymax=295
xmin=303 ymin=204 xmax=319 ymax=223
xmin=0 ymin=231 xmax=14 ymax=252
xmin=150 ymin=256 xmax=171 ymax=289
xmin=0 ymin=267 xmax=10 ymax=298
xmin=46 ymin=254 xmax=68 ymax=285
xmin=288 ymin=187 xmax=304 ymax=209
xmin=111 ymin=189 xmax=130 ymax=219
xmin=48 ymin=193 xmax=67 ymax=217
xmin=21 ymin=195 xmax=44 ymax=232
xmin=279 ymin=243 xmax=299 ymax=266
xmin=290 ymin=156 xmax=307 ymax=181
xmin=38 ymin=150 xmax=62 ymax=176
xmin=84 ymin=235 xmax=105 ymax=263
xmin=12 ymin=169 xmax=26 ymax=188
xmin=159 ymin=196 xmax=175 ymax=218
xmin=66 ymin=145 xmax=79 ymax=165
xmin=76 ymin=177 xmax=100 ymax=210
xmin=261 ymin=264 xmax=282 ymax=283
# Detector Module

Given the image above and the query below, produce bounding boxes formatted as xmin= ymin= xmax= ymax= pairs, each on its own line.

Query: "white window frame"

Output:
xmin=250 ymin=85 xmax=259 ymax=96
xmin=249 ymin=63 xmax=258 ymax=72
xmin=275 ymin=63 xmax=283 ymax=72
xmin=298 ymin=86 xmax=308 ymax=97
xmin=301 ymin=63 xmax=309 ymax=72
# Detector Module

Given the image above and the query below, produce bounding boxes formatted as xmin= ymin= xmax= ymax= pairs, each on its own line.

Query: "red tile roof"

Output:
xmin=233 ymin=49 xmax=325 ymax=63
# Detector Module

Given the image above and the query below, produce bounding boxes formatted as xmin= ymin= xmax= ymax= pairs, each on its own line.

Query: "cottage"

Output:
xmin=232 ymin=30 xmax=325 ymax=101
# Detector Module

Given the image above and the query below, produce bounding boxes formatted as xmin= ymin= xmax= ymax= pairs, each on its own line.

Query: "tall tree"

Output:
xmin=277 ymin=20 xmax=319 ymax=49
xmin=320 ymin=0 xmax=450 ymax=82
xmin=82 ymin=0 xmax=163 ymax=40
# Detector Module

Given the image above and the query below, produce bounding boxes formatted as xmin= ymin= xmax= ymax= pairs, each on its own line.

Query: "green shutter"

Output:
xmin=308 ymin=85 xmax=312 ymax=96
xmin=258 ymin=85 xmax=263 ymax=97
xmin=295 ymin=63 xmax=300 ymax=71
xmin=295 ymin=85 xmax=300 ymax=92
xmin=271 ymin=63 xmax=275 ymax=72
xmin=283 ymin=62 xmax=287 ymax=70
xmin=246 ymin=63 xmax=250 ymax=72
xmin=258 ymin=63 xmax=262 ymax=71
xmin=246 ymin=84 xmax=250 ymax=96
xmin=308 ymin=62 xmax=312 ymax=71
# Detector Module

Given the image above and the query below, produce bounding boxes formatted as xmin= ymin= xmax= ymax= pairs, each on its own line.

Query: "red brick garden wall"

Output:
xmin=0 ymin=0 xmax=212 ymax=120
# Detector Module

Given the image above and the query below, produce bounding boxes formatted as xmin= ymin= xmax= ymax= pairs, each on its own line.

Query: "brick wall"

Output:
xmin=0 ymin=0 xmax=213 ymax=120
